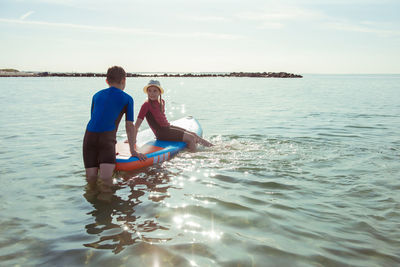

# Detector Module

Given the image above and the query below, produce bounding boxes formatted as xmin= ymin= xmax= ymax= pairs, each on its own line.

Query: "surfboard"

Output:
xmin=115 ymin=116 xmax=203 ymax=171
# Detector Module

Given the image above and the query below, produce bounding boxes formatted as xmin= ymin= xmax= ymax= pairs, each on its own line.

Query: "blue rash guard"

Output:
xmin=83 ymin=86 xmax=134 ymax=168
xmin=86 ymin=86 xmax=134 ymax=132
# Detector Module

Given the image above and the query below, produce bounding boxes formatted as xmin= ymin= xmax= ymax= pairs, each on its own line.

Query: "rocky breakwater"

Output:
xmin=228 ymin=72 xmax=302 ymax=78
xmin=126 ymin=72 xmax=302 ymax=78
xmin=1 ymin=70 xmax=302 ymax=78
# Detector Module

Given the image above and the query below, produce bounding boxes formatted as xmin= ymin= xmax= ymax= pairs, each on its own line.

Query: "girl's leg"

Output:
xmin=193 ymin=135 xmax=213 ymax=147
xmin=185 ymin=130 xmax=213 ymax=147
xmin=170 ymin=126 xmax=213 ymax=147
xmin=182 ymin=132 xmax=196 ymax=152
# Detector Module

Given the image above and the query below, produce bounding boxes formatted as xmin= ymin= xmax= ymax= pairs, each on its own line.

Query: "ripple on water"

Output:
xmin=0 ymin=218 xmax=54 ymax=266
xmin=211 ymin=173 xmax=240 ymax=184
xmin=1 ymin=75 xmax=400 ymax=266
xmin=239 ymin=195 xmax=269 ymax=206
xmin=48 ymin=129 xmax=399 ymax=266
xmin=191 ymin=196 xmax=254 ymax=212
xmin=244 ymin=180 xmax=299 ymax=191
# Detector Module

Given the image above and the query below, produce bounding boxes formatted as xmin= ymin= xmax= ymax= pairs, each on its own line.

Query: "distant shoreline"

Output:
xmin=0 ymin=70 xmax=303 ymax=78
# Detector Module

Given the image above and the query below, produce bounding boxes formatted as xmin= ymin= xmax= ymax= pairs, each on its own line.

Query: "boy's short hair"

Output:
xmin=106 ymin=66 xmax=126 ymax=84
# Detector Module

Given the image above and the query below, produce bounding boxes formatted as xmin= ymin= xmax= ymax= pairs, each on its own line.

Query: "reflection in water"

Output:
xmin=83 ymin=167 xmax=174 ymax=254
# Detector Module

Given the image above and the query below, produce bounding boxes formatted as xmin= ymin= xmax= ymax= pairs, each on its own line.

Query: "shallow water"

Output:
xmin=0 ymin=75 xmax=399 ymax=266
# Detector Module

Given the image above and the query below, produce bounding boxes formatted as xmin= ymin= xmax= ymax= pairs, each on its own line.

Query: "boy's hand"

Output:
xmin=131 ymin=150 xmax=147 ymax=161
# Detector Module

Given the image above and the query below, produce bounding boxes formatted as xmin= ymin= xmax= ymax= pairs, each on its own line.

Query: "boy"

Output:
xmin=83 ymin=66 xmax=146 ymax=195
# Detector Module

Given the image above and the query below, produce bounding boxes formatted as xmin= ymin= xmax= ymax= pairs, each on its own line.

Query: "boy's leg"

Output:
xmin=85 ymin=167 xmax=99 ymax=186
xmin=98 ymin=163 xmax=115 ymax=192
xmin=84 ymin=167 xmax=100 ymax=201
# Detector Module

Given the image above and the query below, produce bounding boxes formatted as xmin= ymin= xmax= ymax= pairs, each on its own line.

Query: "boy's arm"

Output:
xmin=124 ymin=118 xmax=143 ymax=143
xmin=135 ymin=118 xmax=143 ymax=132
xmin=125 ymin=121 xmax=146 ymax=160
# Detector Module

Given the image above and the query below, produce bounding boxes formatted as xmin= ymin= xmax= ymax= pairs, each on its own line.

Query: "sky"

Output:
xmin=0 ymin=0 xmax=399 ymax=74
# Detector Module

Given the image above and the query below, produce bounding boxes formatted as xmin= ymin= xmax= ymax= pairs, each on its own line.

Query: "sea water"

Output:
xmin=0 ymin=75 xmax=399 ymax=266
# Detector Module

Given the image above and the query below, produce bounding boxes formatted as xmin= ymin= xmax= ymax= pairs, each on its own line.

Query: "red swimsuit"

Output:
xmin=138 ymin=100 xmax=184 ymax=141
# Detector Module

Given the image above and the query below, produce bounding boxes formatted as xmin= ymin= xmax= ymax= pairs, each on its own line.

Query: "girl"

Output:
xmin=134 ymin=80 xmax=213 ymax=152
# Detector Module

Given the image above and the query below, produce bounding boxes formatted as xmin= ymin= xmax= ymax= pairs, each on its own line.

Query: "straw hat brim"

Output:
xmin=143 ymin=84 xmax=164 ymax=94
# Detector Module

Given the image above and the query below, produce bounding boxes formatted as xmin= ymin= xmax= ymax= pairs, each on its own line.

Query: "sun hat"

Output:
xmin=143 ymin=80 xmax=164 ymax=94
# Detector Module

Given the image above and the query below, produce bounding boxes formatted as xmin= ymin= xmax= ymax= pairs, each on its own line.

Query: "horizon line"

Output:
xmin=1 ymin=70 xmax=400 ymax=76
xmin=1 ymin=68 xmax=400 ymax=75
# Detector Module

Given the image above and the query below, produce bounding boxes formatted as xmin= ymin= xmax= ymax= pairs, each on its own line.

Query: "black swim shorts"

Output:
xmin=82 ymin=130 xmax=117 ymax=168
xmin=155 ymin=126 xmax=185 ymax=142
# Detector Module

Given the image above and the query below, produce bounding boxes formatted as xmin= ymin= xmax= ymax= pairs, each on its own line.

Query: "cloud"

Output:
xmin=20 ymin=11 xmax=35 ymax=20
xmin=183 ymin=15 xmax=231 ymax=22
xmin=258 ymin=22 xmax=285 ymax=29
xmin=236 ymin=5 xmax=326 ymax=30
xmin=325 ymin=21 xmax=400 ymax=37
xmin=236 ymin=4 xmax=400 ymax=37
xmin=237 ymin=6 xmax=325 ymax=22
xmin=0 ymin=18 xmax=242 ymax=40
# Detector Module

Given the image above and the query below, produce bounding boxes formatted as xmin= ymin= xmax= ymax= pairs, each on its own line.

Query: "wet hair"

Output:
xmin=106 ymin=66 xmax=126 ymax=84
